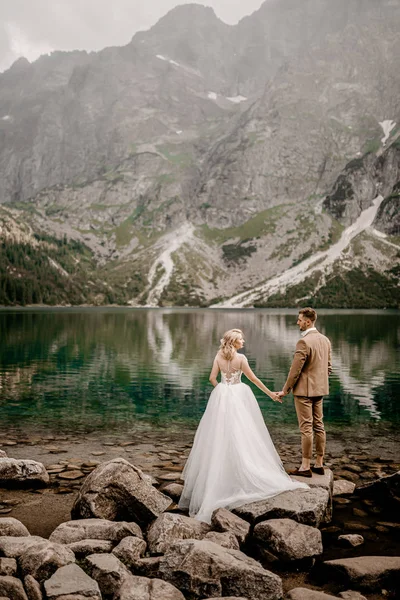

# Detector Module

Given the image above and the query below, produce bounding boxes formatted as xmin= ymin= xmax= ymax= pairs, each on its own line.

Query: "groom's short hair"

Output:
xmin=299 ymin=307 xmax=317 ymax=322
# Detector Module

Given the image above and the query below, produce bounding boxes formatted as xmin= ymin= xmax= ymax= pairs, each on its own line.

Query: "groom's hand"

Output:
xmin=277 ymin=391 xmax=285 ymax=399
xmin=272 ymin=392 xmax=283 ymax=403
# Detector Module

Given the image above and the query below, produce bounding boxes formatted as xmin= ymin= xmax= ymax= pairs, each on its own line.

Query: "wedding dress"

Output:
xmin=179 ymin=354 xmax=308 ymax=523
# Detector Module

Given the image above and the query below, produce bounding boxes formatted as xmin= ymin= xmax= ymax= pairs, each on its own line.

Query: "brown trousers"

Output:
xmin=294 ymin=395 xmax=326 ymax=459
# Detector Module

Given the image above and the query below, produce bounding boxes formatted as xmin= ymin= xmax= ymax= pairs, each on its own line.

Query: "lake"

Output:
xmin=0 ymin=308 xmax=399 ymax=436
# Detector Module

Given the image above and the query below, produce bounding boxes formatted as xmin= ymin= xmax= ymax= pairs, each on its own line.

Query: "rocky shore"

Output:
xmin=0 ymin=427 xmax=399 ymax=600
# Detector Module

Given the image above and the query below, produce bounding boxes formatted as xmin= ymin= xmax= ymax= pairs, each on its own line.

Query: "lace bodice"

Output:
xmin=221 ymin=368 xmax=242 ymax=385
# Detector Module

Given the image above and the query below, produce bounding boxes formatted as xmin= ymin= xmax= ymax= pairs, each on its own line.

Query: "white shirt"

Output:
xmin=301 ymin=326 xmax=317 ymax=337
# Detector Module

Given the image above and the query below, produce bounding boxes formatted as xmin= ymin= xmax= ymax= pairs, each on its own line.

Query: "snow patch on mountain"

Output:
xmin=379 ymin=120 xmax=396 ymax=145
xmin=226 ymin=95 xmax=248 ymax=103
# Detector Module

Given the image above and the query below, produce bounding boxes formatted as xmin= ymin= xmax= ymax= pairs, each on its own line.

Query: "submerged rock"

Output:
xmin=323 ymin=556 xmax=400 ymax=591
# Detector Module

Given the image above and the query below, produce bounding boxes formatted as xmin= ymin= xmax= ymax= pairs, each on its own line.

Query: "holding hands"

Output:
xmin=271 ymin=391 xmax=284 ymax=403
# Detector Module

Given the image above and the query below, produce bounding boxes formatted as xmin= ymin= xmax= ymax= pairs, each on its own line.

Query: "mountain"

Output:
xmin=0 ymin=0 xmax=399 ymax=308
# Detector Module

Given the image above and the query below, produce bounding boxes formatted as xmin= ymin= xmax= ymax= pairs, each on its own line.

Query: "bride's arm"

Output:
xmin=241 ymin=356 xmax=281 ymax=402
xmin=209 ymin=356 xmax=220 ymax=387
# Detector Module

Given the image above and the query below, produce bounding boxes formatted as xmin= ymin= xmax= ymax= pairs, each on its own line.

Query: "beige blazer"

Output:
xmin=282 ymin=330 xmax=332 ymax=397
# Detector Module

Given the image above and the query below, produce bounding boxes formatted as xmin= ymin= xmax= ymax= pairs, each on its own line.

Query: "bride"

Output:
xmin=179 ymin=328 xmax=308 ymax=523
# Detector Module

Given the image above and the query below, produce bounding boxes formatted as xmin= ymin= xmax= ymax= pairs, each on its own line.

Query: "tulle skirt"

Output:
xmin=179 ymin=382 xmax=308 ymax=523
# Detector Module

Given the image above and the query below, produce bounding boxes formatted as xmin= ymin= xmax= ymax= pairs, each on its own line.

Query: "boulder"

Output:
xmin=44 ymin=564 xmax=101 ymax=599
xmin=66 ymin=539 xmax=114 ymax=557
xmin=333 ymin=480 xmax=356 ymax=496
xmin=147 ymin=513 xmax=211 ymax=554
xmin=23 ymin=575 xmax=43 ymax=600
xmin=49 ymin=518 xmax=142 ymax=544
xmin=323 ymin=556 xmax=400 ymax=591
xmin=253 ymin=518 xmax=323 ymax=561
xmin=0 ymin=518 xmax=30 ymax=537
xmin=0 ymin=536 xmax=45 ymax=558
xmin=234 ymin=487 xmax=330 ymax=527
xmin=160 ymin=483 xmax=184 ymax=502
xmin=114 ymin=575 xmax=186 ymax=600
xmin=0 ymin=459 xmax=49 ymax=488
xmin=338 ymin=534 xmax=364 ymax=548
xmin=285 ymin=589 xmax=338 ymax=599
xmin=204 ymin=531 xmax=240 ymax=550
xmin=0 ymin=559 xmax=17 ymax=577
xmin=84 ymin=553 xmax=130 ymax=597
xmin=130 ymin=557 xmax=161 ymax=578
xmin=19 ymin=541 xmax=75 ymax=583
xmin=211 ymin=508 xmax=250 ymax=545
xmin=0 ymin=577 xmax=28 ymax=600
xmin=338 ymin=592 xmax=368 ymax=600
xmin=71 ymin=459 xmax=171 ymax=526
xmin=290 ymin=470 xmax=333 ymax=521
xmin=112 ymin=536 xmax=147 ymax=567
xmin=159 ymin=539 xmax=282 ymax=600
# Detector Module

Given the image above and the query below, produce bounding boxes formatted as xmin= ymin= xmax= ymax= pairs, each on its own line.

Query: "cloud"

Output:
xmin=0 ymin=0 xmax=264 ymax=72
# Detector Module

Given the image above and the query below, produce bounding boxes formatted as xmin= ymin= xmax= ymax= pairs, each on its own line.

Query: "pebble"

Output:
xmin=91 ymin=451 xmax=106 ymax=456
xmin=58 ymin=471 xmax=85 ymax=480
xmin=352 ymin=508 xmax=368 ymax=518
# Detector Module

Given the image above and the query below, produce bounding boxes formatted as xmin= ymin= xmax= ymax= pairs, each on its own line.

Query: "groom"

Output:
xmin=277 ymin=307 xmax=332 ymax=477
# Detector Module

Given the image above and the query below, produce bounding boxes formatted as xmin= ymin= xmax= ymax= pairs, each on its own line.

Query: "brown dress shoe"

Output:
xmin=311 ymin=466 xmax=325 ymax=475
xmin=288 ymin=467 xmax=312 ymax=478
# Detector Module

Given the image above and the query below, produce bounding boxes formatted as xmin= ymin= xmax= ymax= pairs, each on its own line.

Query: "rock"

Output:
xmin=333 ymin=480 xmax=356 ymax=496
xmin=323 ymin=556 xmax=400 ymax=591
xmin=44 ymin=564 xmax=101 ymax=599
xmin=160 ymin=483 xmax=184 ymax=502
xmin=147 ymin=513 xmax=211 ymax=554
xmin=112 ymin=536 xmax=147 ymax=567
xmin=0 ymin=559 xmax=17 ymax=577
xmin=49 ymin=518 xmax=142 ymax=544
xmin=114 ymin=574 xmax=185 ymax=600
xmin=71 ymin=459 xmax=171 ymax=526
xmin=204 ymin=598 xmax=248 ymax=600
xmin=159 ymin=539 xmax=282 ymax=600
xmin=0 ymin=459 xmax=49 ymax=488
xmin=129 ymin=556 xmax=161 ymax=578
xmin=58 ymin=470 xmax=85 ymax=480
xmin=285 ymin=589 xmax=338 ymax=599
xmin=24 ymin=575 xmax=43 ymax=600
xmin=352 ymin=508 xmax=368 ymax=518
xmin=234 ymin=487 xmax=330 ymax=527
xmin=84 ymin=553 xmax=130 ymax=597
xmin=19 ymin=541 xmax=75 ymax=583
xmin=338 ymin=592 xmax=368 ymax=600
xmin=204 ymin=531 xmax=240 ymax=550
xmin=211 ymin=507 xmax=250 ymax=545
xmin=0 ymin=518 xmax=29 ymax=537
xmin=253 ymin=518 xmax=322 ymax=562
xmin=0 ymin=536 xmax=45 ymax=558
xmin=338 ymin=534 xmax=364 ymax=548
xmin=0 ymin=451 xmax=7 ymax=458
xmin=66 ymin=539 xmax=114 ymax=557
xmin=0 ymin=577 xmax=28 ymax=600
xmin=342 ymin=522 xmax=370 ymax=532
xmin=357 ymin=471 xmax=400 ymax=508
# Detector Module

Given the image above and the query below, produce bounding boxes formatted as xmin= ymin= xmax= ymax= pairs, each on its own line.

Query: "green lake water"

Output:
xmin=0 ymin=308 xmax=399 ymax=435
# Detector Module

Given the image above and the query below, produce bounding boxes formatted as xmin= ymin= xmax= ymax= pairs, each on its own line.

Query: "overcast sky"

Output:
xmin=0 ymin=0 xmax=265 ymax=72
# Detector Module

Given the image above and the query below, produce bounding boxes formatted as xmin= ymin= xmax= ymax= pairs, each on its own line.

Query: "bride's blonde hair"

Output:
xmin=219 ymin=329 xmax=243 ymax=361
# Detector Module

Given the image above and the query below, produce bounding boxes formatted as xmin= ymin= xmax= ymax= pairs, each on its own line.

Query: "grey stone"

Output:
xmin=0 ymin=459 xmax=49 ymax=488
xmin=66 ymin=539 xmax=114 ymax=557
xmin=44 ymin=564 xmax=101 ymax=599
xmin=50 ymin=518 xmax=142 ymax=544
xmin=323 ymin=556 xmax=400 ymax=591
xmin=24 ymin=575 xmax=43 ymax=600
xmin=19 ymin=541 xmax=75 ymax=583
xmin=204 ymin=531 xmax=240 ymax=550
xmin=71 ymin=459 xmax=171 ymax=526
xmin=338 ymin=592 xmax=368 ymax=600
xmin=253 ymin=518 xmax=323 ymax=561
xmin=338 ymin=534 xmax=364 ymax=548
xmin=84 ymin=553 xmax=130 ymax=597
xmin=285 ymin=589 xmax=338 ymax=599
xmin=0 ymin=559 xmax=17 ymax=577
xmin=0 ymin=536 xmax=45 ymax=558
xmin=0 ymin=577 xmax=28 ymax=600
xmin=0 ymin=518 xmax=30 ymax=537
xmin=211 ymin=507 xmax=250 ymax=545
xmin=147 ymin=512 xmax=211 ymax=554
xmin=114 ymin=574 xmax=186 ymax=600
xmin=234 ymin=487 xmax=330 ymax=527
xmin=112 ymin=536 xmax=147 ymax=567
xmin=159 ymin=539 xmax=282 ymax=599
xmin=333 ymin=480 xmax=356 ymax=496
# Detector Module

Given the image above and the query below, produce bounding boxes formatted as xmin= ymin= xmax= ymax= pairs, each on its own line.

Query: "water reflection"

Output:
xmin=0 ymin=309 xmax=399 ymax=432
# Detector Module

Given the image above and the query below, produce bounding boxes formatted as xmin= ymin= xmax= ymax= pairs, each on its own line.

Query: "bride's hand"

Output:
xmin=270 ymin=392 xmax=283 ymax=403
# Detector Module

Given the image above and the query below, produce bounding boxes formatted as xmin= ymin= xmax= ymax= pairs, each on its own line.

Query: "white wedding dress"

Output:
xmin=179 ymin=355 xmax=308 ymax=523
